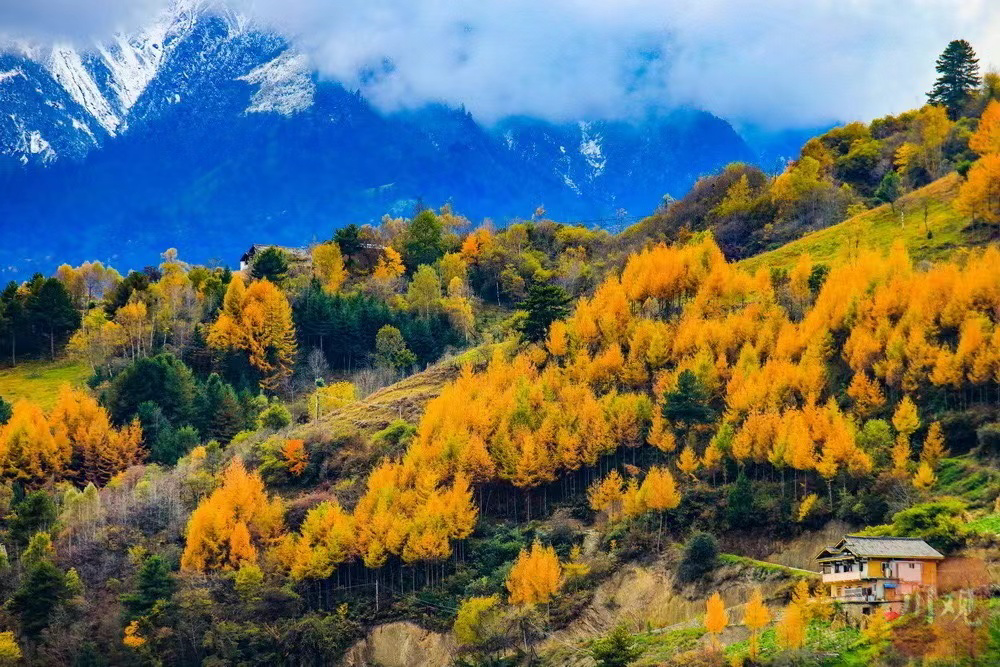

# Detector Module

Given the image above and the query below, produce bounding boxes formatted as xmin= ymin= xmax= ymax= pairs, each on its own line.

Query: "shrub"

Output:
xmin=861 ymin=498 xmax=968 ymax=553
xmin=977 ymin=423 xmax=1000 ymax=456
xmin=678 ymin=532 xmax=718 ymax=583
xmin=590 ymin=625 xmax=643 ymax=667
xmin=259 ymin=403 xmax=292 ymax=430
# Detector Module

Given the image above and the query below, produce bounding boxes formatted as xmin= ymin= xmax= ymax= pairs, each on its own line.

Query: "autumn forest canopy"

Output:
xmin=0 ymin=38 xmax=1000 ymax=667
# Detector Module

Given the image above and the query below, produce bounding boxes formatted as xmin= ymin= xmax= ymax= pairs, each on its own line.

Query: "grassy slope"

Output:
xmin=740 ymin=173 xmax=993 ymax=273
xmin=303 ymin=344 xmax=499 ymax=437
xmin=0 ymin=359 xmax=90 ymax=409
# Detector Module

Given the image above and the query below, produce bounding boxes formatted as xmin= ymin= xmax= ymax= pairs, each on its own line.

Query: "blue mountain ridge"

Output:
xmin=0 ymin=5 xmax=760 ymax=278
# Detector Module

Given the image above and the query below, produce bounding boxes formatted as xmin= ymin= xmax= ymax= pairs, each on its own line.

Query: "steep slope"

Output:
xmin=739 ymin=173 xmax=995 ymax=272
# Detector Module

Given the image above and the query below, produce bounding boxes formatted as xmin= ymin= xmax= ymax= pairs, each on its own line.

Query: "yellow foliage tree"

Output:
xmin=505 ymin=540 xmax=562 ymax=606
xmin=123 ymin=620 xmax=145 ymax=649
xmin=677 ymin=444 xmax=700 ymax=479
xmin=67 ymin=308 xmax=125 ymax=374
xmin=956 ymin=153 xmax=1000 ymax=224
xmin=587 ymin=470 xmax=624 ymax=522
xmin=913 ymin=461 xmax=936 ymax=491
xmin=704 ymin=592 xmax=729 ymax=648
xmin=312 ymin=243 xmax=347 ymax=293
xmin=920 ymin=421 xmax=948 ymax=469
xmin=743 ymin=587 xmax=772 ymax=659
xmin=892 ymin=396 xmax=920 ymax=437
xmin=372 ymin=247 xmax=405 ymax=294
xmin=891 ymin=434 xmax=912 ymax=477
xmin=776 ymin=602 xmax=805 ymax=651
xmin=181 ymin=460 xmax=285 ymax=571
xmin=0 ymin=400 xmax=69 ymax=486
xmin=207 ymin=277 xmax=297 ymax=390
xmin=969 ymin=99 xmax=1000 ymax=155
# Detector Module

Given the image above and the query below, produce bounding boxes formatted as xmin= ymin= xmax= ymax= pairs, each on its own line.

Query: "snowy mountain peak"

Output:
xmin=46 ymin=44 xmax=122 ymax=134
xmin=239 ymin=52 xmax=315 ymax=116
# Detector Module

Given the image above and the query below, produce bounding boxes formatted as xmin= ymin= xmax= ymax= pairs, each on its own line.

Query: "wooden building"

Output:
xmin=816 ymin=535 xmax=943 ymax=617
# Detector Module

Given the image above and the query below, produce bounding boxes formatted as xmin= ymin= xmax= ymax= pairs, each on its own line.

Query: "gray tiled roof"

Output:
xmin=820 ymin=535 xmax=944 ymax=560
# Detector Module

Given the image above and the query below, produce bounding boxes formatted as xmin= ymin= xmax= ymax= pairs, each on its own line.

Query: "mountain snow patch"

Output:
xmin=578 ymin=122 xmax=606 ymax=178
xmin=0 ymin=69 xmax=24 ymax=85
xmin=47 ymin=45 xmax=121 ymax=135
xmin=29 ymin=131 xmax=56 ymax=162
xmin=239 ymin=52 xmax=314 ymax=116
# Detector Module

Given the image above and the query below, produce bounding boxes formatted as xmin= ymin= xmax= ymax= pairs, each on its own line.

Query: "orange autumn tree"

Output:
xmin=207 ymin=276 xmax=297 ymax=390
xmin=0 ymin=400 xmax=69 ymax=486
xmin=281 ymin=439 xmax=308 ymax=477
xmin=505 ymin=540 xmax=562 ymax=606
xmin=587 ymin=470 xmax=624 ymax=522
xmin=956 ymin=153 xmax=1000 ymax=225
xmin=743 ymin=587 xmax=772 ymax=659
xmin=704 ymin=592 xmax=728 ymax=648
xmin=181 ymin=460 xmax=285 ymax=571
xmin=49 ymin=385 xmax=143 ymax=485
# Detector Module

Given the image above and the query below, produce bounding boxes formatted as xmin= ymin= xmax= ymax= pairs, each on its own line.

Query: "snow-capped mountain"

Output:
xmin=0 ymin=1 xmax=754 ymax=277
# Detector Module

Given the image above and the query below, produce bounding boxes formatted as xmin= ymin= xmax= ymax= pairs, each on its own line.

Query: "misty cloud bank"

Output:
xmin=3 ymin=0 xmax=1000 ymax=127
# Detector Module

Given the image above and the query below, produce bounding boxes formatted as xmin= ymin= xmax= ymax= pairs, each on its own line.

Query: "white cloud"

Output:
xmin=4 ymin=0 xmax=1000 ymax=127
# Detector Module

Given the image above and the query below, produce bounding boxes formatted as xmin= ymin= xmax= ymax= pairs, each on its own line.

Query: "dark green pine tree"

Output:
xmin=661 ymin=369 xmax=714 ymax=433
xmin=11 ymin=560 xmax=68 ymax=637
xmin=590 ymin=625 xmax=643 ymax=667
xmin=121 ymin=555 xmax=174 ymax=621
xmin=251 ymin=247 xmax=290 ymax=284
xmin=28 ymin=277 xmax=81 ymax=360
xmin=518 ymin=283 xmax=571 ymax=343
xmin=201 ymin=374 xmax=245 ymax=444
xmin=927 ymin=39 xmax=980 ymax=119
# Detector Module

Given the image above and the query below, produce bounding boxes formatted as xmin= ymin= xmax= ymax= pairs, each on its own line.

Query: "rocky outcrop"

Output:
xmin=342 ymin=621 xmax=455 ymax=667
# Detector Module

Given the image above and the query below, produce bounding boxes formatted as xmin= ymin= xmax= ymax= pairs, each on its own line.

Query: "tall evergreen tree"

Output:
xmin=11 ymin=560 xmax=68 ymax=637
xmin=518 ymin=283 xmax=571 ymax=343
xmin=661 ymin=370 xmax=714 ymax=434
xmin=28 ymin=277 xmax=80 ymax=359
xmin=927 ymin=39 xmax=980 ymax=119
xmin=121 ymin=555 xmax=174 ymax=621
xmin=250 ymin=247 xmax=290 ymax=284
xmin=402 ymin=210 xmax=445 ymax=270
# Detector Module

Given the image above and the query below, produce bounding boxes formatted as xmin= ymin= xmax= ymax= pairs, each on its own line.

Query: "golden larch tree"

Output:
xmin=743 ymin=587 xmax=772 ymax=659
xmin=587 ymin=470 xmax=624 ymax=522
xmin=505 ymin=540 xmax=562 ymax=606
xmin=0 ymin=400 xmax=69 ymax=486
xmin=181 ymin=460 xmax=285 ymax=571
xmin=677 ymin=444 xmax=700 ymax=479
xmin=776 ymin=601 xmax=805 ymax=651
xmin=920 ymin=421 xmax=948 ymax=469
xmin=49 ymin=385 xmax=143 ymax=485
xmin=955 ymin=154 xmax=1000 ymax=224
xmin=312 ymin=243 xmax=347 ymax=293
xmin=207 ymin=277 xmax=297 ymax=390
xmin=913 ymin=461 xmax=937 ymax=491
xmin=704 ymin=592 xmax=729 ymax=648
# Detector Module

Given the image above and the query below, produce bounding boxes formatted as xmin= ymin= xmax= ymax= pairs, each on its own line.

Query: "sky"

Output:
xmin=2 ymin=0 xmax=1000 ymax=128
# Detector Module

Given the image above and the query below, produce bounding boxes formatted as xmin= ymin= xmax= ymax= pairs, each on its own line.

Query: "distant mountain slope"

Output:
xmin=0 ymin=1 xmax=754 ymax=279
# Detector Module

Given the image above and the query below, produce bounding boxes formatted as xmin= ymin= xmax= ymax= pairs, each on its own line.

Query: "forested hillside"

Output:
xmin=0 ymin=39 xmax=999 ymax=667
